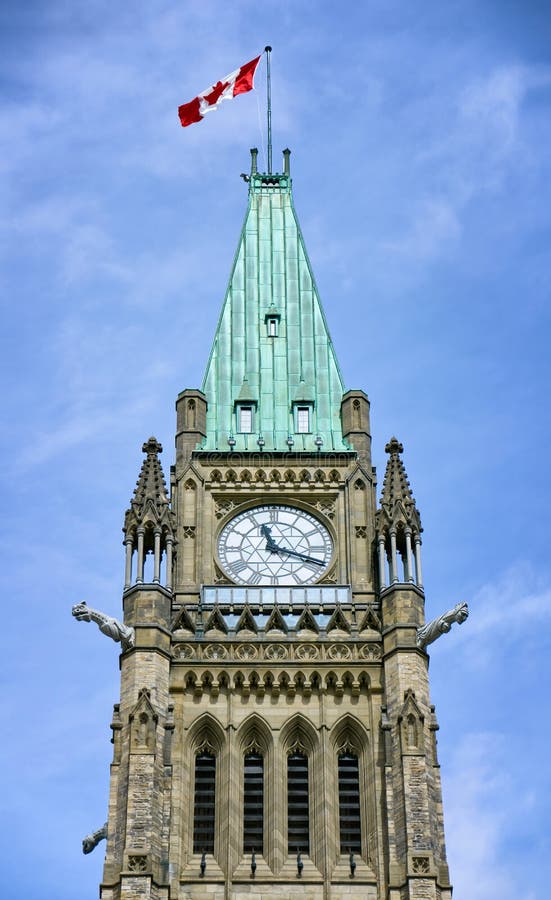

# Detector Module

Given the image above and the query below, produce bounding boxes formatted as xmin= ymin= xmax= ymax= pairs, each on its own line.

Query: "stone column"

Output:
xmin=405 ymin=528 xmax=414 ymax=583
xmin=414 ymin=535 xmax=423 ymax=589
xmin=378 ymin=534 xmax=387 ymax=590
xmin=124 ymin=538 xmax=133 ymax=589
xmin=389 ymin=528 xmax=398 ymax=584
xmin=136 ymin=527 xmax=145 ymax=584
xmin=165 ymin=536 xmax=174 ymax=590
xmin=153 ymin=528 xmax=161 ymax=584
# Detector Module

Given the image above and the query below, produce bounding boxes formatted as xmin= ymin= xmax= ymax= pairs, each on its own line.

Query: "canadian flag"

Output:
xmin=178 ymin=55 xmax=261 ymax=127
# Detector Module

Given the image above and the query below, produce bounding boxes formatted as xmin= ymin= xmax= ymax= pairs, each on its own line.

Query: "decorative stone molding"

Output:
xmin=327 ymin=644 xmax=352 ymax=660
xmin=203 ymin=643 xmax=228 ymax=660
xmin=235 ymin=643 xmax=259 ymax=660
xmin=295 ymin=644 xmax=320 ymax=660
xmin=173 ymin=643 xmax=195 ymax=659
xmin=125 ymin=853 xmax=149 ymax=873
xmin=264 ymin=643 xmax=289 ymax=660
xmin=358 ymin=643 xmax=382 ymax=660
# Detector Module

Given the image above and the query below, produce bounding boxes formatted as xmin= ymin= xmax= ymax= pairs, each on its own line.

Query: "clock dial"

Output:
xmin=217 ymin=504 xmax=333 ymax=585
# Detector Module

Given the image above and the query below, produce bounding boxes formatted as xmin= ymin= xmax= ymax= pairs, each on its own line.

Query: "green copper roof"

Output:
xmin=201 ymin=153 xmax=347 ymax=452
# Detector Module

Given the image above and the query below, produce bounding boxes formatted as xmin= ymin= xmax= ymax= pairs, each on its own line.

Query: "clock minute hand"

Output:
xmin=269 ymin=544 xmax=325 ymax=566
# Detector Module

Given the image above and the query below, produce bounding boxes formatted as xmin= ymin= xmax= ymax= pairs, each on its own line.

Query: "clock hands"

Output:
xmin=260 ymin=524 xmax=325 ymax=566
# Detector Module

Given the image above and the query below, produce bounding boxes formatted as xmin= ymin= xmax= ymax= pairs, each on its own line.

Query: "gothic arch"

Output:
xmin=280 ymin=713 xmax=319 ymax=754
xmin=236 ymin=713 xmax=273 ymax=754
xmin=330 ymin=713 xmax=370 ymax=753
xmin=187 ymin=711 xmax=226 ymax=753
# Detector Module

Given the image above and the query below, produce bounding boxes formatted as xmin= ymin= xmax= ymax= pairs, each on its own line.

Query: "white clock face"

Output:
xmin=217 ymin=504 xmax=333 ymax=585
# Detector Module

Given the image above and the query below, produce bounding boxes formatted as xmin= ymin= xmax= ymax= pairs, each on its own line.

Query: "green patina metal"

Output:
xmin=201 ymin=157 xmax=348 ymax=452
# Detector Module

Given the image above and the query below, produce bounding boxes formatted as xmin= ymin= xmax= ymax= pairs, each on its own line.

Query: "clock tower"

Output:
xmin=85 ymin=149 xmax=460 ymax=900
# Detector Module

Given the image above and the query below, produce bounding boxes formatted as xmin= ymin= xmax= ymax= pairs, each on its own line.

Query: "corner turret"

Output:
xmin=123 ymin=437 xmax=176 ymax=590
xmin=375 ymin=437 xmax=423 ymax=591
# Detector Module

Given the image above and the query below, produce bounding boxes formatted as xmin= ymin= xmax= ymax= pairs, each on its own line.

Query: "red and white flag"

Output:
xmin=178 ymin=55 xmax=261 ymax=127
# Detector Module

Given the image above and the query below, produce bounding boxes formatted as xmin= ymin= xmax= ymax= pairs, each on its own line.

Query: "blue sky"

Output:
xmin=2 ymin=2 xmax=550 ymax=897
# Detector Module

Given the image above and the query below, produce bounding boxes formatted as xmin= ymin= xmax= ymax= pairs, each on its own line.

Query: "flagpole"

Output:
xmin=265 ymin=46 xmax=272 ymax=173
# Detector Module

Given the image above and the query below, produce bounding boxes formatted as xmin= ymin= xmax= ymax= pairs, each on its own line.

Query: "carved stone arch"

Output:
xmin=358 ymin=670 xmax=371 ymax=690
xmin=313 ymin=468 xmax=325 ymax=483
xmin=210 ymin=469 xmax=222 ymax=483
xmin=354 ymin=478 xmax=366 ymax=491
xmin=218 ymin=671 xmax=230 ymax=689
xmin=398 ymin=689 xmax=425 ymax=753
xmin=183 ymin=478 xmax=197 ymax=492
xmin=200 ymin=670 xmax=213 ymax=689
xmin=330 ymin=713 xmax=370 ymax=755
xmin=255 ymin=468 xmax=267 ymax=482
xmin=187 ymin=711 xmax=226 ymax=754
xmin=226 ymin=468 xmax=237 ymax=483
xmin=270 ymin=469 xmax=281 ymax=483
xmin=241 ymin=469 xmax=252 ymax=483
xmin=329 ymin=469 xmax=340 ymax=483
xmin=129 ymin=688 xmax=158 ymax=752
xmin=310 ymin=671 xmax=321 ymax=690
xmin=299 ymin=469 xmax=311 ymax=483
xmin=280 ymin=713 xmax=319 ymax=755
xmin=233 ymin=670 xmax=245 ymax=690
xmin=185 ymin=671 xmax=197 ymax=690
xmin=284 ymin=469 xmax=296 ymax=483
xmin=237 ymin=713 xmax=273 ymax=755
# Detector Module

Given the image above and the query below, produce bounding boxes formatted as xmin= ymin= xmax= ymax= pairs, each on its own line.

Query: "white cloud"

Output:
xmin=444 ymin=731 xmax=537 ymax=900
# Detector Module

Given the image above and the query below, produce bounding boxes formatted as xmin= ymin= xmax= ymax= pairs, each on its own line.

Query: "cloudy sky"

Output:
xmin=2 ymin=1 xmax=550 ymax=897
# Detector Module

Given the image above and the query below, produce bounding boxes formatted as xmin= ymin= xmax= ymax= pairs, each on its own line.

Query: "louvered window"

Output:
xmin=243 ymin=752 xmax=264 ymax=852
xmin=193 ymin=751 xmax=216 ymax=853
xmin=338 ymin=752 xmax=361 ymax=853
xmin=287 ymin=751 xmax=309 ymax=853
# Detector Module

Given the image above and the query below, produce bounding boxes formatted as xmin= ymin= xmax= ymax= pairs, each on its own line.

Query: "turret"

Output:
xmin=122 ymin=437 xmax=176 ymax=591
xmin=375 ymin=437 xmax=423 ymax=592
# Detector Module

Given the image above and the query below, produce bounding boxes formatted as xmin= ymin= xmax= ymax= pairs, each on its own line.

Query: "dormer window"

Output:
xmin=237 ymin=405 xmax=254 ymax=434
xmin=264 ymin=308 xmax=280 ymax=337
xmin=294 ymin=403 xmax=313 ymax=434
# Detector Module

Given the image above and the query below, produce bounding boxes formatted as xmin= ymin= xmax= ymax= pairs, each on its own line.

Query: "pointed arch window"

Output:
xmin=338 ymin=751 xmax=361 ymax=853
xmin=193 ymin=750 xmax=216 ymax=853
xmin=287 ymin=750 xmax=309 ymax=853
xmin=243 ymin=752 xmax=264 ymax=852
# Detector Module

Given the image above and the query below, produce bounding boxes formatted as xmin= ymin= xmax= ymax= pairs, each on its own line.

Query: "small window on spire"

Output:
xmin=238 ymin=405 xmax=253 ymax=434
xmin=267 ymin=317 xmax=278 ymax=337
xmin=294 ymin=404 xmax=313 ymax=434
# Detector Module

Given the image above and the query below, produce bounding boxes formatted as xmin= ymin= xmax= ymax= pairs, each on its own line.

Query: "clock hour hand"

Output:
xmin=260 ymin=524 xmax=279 ymax=552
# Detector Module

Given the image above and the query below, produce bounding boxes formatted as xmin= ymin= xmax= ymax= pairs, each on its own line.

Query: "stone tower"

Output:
xmin=77 ymin=149 xmax=466 ymax=900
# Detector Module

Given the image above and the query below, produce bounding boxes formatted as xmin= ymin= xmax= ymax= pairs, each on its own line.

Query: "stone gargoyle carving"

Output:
xmin=72 ymin=601 xmax=135 ymax=652
xmin=416 ymin=602 xmax=469 ymax=650
xmin=82 ymin=821 xmax=108 ymax=854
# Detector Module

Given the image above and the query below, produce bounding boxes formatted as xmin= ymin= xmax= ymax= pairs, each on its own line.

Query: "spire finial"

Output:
xmin=142 ymin=436 xmax=163 ymax=456
xmin=385 ymin=436 xmax=403 ymax=455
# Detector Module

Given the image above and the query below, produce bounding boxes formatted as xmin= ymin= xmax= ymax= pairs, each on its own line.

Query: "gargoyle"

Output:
xmin=416 ymin=601 xmax=469 ymax=650
xmin=72 ymin=601 xmax=135 ymax=652
xmin=82 ymin=821 xmax=108 ymax=854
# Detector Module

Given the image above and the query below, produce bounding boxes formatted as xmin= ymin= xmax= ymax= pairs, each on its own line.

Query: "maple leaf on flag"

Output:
xmin=178 ymin=56 xmax=261 ymax=127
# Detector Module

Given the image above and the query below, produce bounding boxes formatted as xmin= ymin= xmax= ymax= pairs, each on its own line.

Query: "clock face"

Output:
xmin=217 ymin=504 xmax=333 ymax=585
